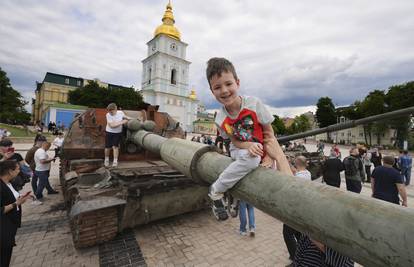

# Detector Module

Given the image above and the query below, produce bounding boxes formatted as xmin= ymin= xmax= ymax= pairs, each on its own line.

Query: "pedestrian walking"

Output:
xmin=399 ymin=150 xmax=412 ymax=186
xmin=371 ymin=155 xmax=407 ymax=206
xmin=363 ymin=149 xmax=372 ymax=183
xmin=343 ymin=148 xmax=365 ymax=193
xmin=322 ymin=151 xmax=344 ymax=188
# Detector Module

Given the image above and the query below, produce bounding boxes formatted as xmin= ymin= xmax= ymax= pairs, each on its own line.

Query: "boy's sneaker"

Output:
xmin=249 ymin=228 xmax=255 ymax=237
xmin=209 ymin=185 xmax=228 ymax=221
xmin=112 ymin=161 xmax=118 ymax=167
xmin=240 ymin=231 xmax=248 ymax=236
xmin=104 ymin=158 xmax=110 ymax=167
xmin=211 ymin=199 xmax=228 ymax=221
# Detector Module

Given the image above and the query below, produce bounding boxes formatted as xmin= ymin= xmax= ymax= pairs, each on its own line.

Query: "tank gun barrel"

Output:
xmin=131 ymin=127 xmax=414 ymax=267
xmin=277 ymin=106 xmax=414 ymax=143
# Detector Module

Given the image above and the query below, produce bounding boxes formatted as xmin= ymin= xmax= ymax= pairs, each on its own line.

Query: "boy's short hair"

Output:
xmin=206 ymin=57 xmax=239 ymax=87
xmin=107 ymin=103 xmax=117 ymax=111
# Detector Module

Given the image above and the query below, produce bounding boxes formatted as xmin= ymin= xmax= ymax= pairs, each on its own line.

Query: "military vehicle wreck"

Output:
xmin=60 ymin=106 xmax=208 ymax=248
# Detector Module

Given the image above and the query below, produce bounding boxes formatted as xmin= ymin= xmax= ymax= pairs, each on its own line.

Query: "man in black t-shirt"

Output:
xmin=371 ymin=155 xmax=407 ymax=206
xmin=322 ymin=151 xmax=344 ymax=188
xmin=0 ymin=139 xmax=30 ymax=190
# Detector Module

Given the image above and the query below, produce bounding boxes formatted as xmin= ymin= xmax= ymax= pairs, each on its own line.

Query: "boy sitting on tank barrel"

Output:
xmin=206 ymin=57 xmax=282 ymax=220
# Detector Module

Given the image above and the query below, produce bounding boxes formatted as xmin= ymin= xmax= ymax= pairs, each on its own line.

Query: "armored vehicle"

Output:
xmin=60 ymin=106 xmax=208 ymax=248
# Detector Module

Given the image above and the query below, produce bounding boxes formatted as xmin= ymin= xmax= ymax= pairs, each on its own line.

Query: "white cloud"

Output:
xmin=1 ymin=0 xmax=414 ymax=113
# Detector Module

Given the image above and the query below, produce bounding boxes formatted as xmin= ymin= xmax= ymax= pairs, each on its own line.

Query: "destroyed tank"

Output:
xmin=276 ymin=107 xmax=414 ymax=180
xmin=59 ymin=106 xmax=208 ymax=248
xmin=280 ymin=141 xmax=324 ymax=180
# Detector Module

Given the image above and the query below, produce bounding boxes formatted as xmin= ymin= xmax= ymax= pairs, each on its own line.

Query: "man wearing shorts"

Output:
xmin=105 ymin=103 xmax=128 ymax=167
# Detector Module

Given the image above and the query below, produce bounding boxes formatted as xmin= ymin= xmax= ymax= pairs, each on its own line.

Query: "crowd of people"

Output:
xmin=0 ymin=134 xmax=62 ymax=266
xmin=321 ymin=144 xmax=412 ymax=206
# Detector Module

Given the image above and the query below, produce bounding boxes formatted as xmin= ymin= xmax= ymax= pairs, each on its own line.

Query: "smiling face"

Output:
xmin=210 ymin=71 xmax=241 ymax=110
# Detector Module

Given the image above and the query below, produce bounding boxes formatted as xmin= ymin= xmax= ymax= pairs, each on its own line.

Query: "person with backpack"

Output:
xmin=343 ymin=147 xmax=365 ymax=193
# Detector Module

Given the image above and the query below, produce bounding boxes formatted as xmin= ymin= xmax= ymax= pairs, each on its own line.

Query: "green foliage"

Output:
xmin=385 ymin=81 xmax=414 ymax=147
xmin=271 ymin=115 xmax=286 ymax=135
xmin=0 ymin=67 xmax=31 ymax=124
xmin=337 ymin=101 xmax=363 ymax=120
xmin=315 ymin=97 xmax=336 ymax=128
xmin=287 ymin=114 xmax=311 ymax=134
xmin=315 ymin=97 xmax=336 ymax=141
xmin=107 ymin=87 xmax=144 ymax=110
xmin=359 ymin=90 xmax=388 ymax=145
xmin=68 ymin=81 xmax=144 ymax=109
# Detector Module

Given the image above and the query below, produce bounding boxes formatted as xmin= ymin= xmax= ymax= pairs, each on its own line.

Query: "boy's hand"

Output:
xmin=261 ymin=154 xmax=274 ymax=168
xmin=247 ymin=142 xmax=263 ymax=157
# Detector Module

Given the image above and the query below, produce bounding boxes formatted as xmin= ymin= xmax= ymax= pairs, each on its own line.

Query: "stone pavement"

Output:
xmin=8 ymin=142 xmax=413 ymax=267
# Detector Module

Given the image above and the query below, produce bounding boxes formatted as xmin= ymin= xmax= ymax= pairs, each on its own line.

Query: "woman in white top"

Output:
xmin=52 ymin=132 xmax=64 ymax=158
xmin=104 ymin=103 xmax=129 ymax=167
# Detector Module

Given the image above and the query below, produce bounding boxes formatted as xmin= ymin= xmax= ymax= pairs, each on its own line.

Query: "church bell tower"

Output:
xmin=140 ymin=1 xmax=197 ymax=132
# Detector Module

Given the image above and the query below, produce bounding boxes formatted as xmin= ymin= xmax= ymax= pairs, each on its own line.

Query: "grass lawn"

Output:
xmin=0 ymin=123 xmax=53 ymax=138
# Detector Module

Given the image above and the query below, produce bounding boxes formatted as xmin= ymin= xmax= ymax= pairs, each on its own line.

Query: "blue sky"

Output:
xmin=1 ymin=0 xmax=414 ymax=117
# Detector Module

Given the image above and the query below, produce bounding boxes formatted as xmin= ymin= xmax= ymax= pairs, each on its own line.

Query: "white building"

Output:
xmin=315 ymin=116 xmax=397 ymax=146
xmin=140 ymin=2 xmax=198 ymax=132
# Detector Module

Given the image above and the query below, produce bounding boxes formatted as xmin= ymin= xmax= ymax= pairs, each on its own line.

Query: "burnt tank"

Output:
xmin=60 ymin=106 xmax=208 ymax=248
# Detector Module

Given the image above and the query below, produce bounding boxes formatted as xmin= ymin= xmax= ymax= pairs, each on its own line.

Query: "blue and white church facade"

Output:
xmin=140 ymin=2 xmax=198 ymax=132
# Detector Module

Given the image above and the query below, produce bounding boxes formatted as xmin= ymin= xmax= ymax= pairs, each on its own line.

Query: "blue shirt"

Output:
xmin=399 ymin=155 xmax=412 ymax=169
xmin=372 ymin=166 xmax=404 ymax=204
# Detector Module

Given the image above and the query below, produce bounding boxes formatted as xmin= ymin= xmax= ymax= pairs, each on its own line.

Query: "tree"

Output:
xmin=287 ymin=114 xmax=311 ymax=134
xmin=0 ymin=67 xmax=31 ymax=124
xmin=106 ymin=87 xmax=143 ymax=110
xmin=271 ymin=115 xmax=286 ymax=135
xmin=337 ymin=101 xmax=363 ymax=121
xmin=359 ymin=90 xmax=387 ymax=145
xmin=315 ymin=97 xmax=336 ymax=141
xmin=385 ymin=81 xmax=414 ymax=147
xmin=68 ymin=81 xmax=144 ymax=109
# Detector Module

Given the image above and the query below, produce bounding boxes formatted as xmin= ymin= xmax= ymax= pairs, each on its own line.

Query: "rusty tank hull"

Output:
xmin=60 ymin=106 xmax=208 ymax=248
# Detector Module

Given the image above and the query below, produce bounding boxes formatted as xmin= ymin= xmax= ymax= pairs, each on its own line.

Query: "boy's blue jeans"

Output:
xmin=239 ymin=201 xmax=255 ymax=232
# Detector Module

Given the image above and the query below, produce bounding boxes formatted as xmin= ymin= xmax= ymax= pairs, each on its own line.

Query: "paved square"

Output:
xmin=9 ymin=143 xmax=413 ymax=266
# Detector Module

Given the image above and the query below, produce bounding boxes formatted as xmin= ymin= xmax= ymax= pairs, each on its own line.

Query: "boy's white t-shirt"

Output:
xmin=34 ymin=148 xmax=50 ymax=171
xmin=106 ymin=111 xmax=125 ymax=133
xmin=214 ymin=95 xmax=274 ymax=143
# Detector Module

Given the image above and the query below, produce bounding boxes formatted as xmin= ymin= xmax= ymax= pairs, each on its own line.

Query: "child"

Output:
xmin=206 ymin=57 xmax=275 ymax=220
xmin=239 ymin=200 xmax=255 ymax=236
xmin=105 ymin=103 xmax=129 ymax=167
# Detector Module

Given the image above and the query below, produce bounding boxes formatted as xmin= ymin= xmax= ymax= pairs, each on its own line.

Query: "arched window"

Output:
xmin=171 ymin=69 xmax=176 ymax=85
xmin=148 ymin=68 xmax=152 ymax=84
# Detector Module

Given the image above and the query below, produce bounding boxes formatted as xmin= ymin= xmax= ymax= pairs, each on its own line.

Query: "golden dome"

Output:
xmin=189 ymin=89 xmax=197 ymax=100
xmin=154 ymin=1 xmax=181 ymax=40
